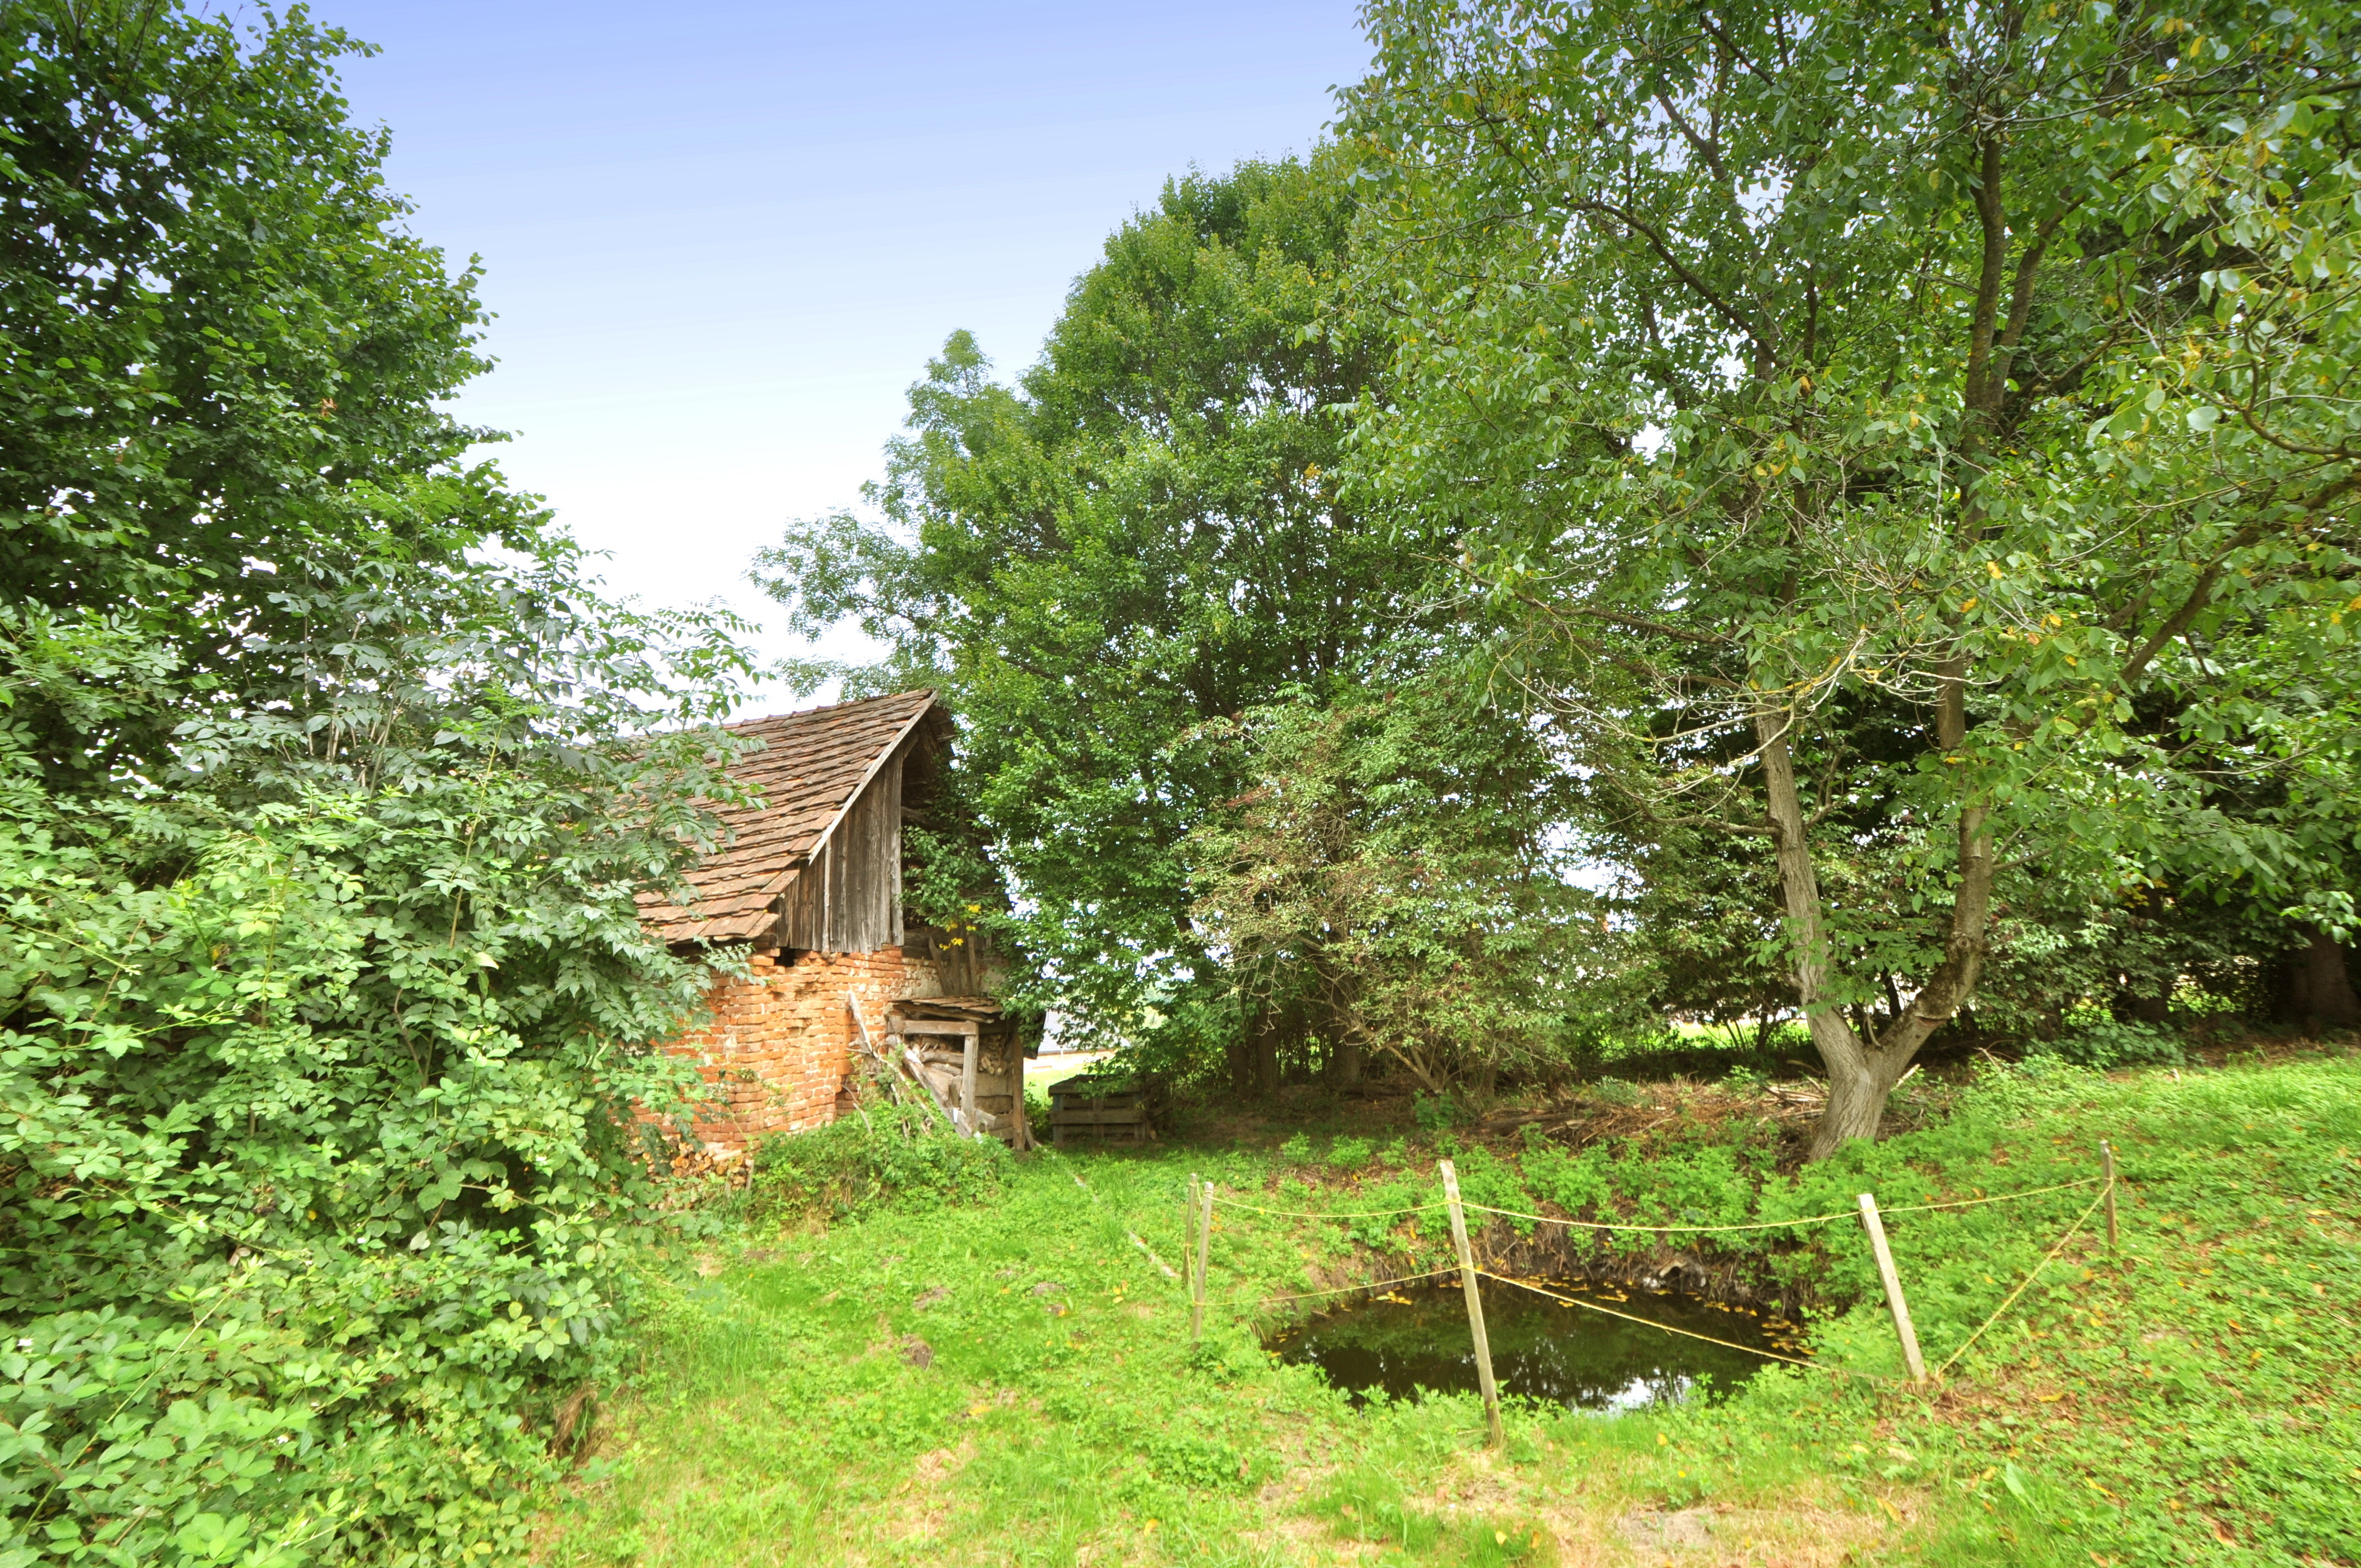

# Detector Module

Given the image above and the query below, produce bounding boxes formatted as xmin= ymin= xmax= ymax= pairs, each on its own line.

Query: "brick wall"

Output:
xmin=659 ymin=945 xmax=943 ymax=1156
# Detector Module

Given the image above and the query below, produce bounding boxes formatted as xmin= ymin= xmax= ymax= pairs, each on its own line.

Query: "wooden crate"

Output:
xmin=1047 ymin=1075 xmax=1149 ymax=1146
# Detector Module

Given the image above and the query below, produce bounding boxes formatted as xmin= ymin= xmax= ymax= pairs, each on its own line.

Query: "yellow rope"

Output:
xmin=1460 ymin=1202 xmax=1852 ymax=1234
xmin=1209 ymin=1194 xmax=1452 ymax=1220
xmin=1476 ymin=1270 xmax=1841 ymax=1374
xmin=1933 ymin=1180 xmax=2113 ymax=1379
xmin=1212 ymin=1267 xmax=1461 ymax=1310
xmin=1878 ymin=1176 xmax=2102 ymax=1216
xmin=1460 ymin=1174 xmax=2104 ymax=1235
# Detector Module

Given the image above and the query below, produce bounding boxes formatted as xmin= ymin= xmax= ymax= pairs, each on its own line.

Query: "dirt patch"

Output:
xmin=1618 ymin=1505 xmax=1717 ymax=1550
xmin=911 ymin=1442 xmax=972 ymax=1487
xmin=1541 ymin=1498 xmax=1912 ymax=1566
xmin=892 ymin=1441 xmax=975 ymax=1544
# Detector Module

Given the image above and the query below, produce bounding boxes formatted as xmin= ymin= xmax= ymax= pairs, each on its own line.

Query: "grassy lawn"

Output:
xmin=533 ymin=1049 xmax=2359 ymax=1566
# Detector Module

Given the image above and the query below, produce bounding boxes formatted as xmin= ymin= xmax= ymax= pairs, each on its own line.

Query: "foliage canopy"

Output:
xmin=1342 ymin=0 xmax=2361 ymax=1151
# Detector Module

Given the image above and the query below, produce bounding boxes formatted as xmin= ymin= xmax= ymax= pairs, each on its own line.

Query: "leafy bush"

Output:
xmin=1140 ymin=1430 xmax=1254 ymax=1492
xmin=2027 ymin=1018 xmax=2186 ymax=1070
xmin=1325 ymin=1135 xmax=1375 ymax=1171
xmin=747 ymin=1101 xmax=1012 ymax=1222
xmin=0 ymin=717 xmax=742 ymax=1564
xmin=1411 ymin=1089 xmax=1468 ymax=1130
xmin=1588 ymin=1076 xmax=1647 ymax=1107
xmin=0 ymin=10 xmax=760 ymax=1561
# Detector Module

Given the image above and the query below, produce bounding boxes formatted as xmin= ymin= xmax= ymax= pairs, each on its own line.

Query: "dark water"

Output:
xmin=1265 ymin=1279 xmax=1802 ymax=1413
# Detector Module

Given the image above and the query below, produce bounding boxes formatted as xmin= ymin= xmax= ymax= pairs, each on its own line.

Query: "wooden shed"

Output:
xmin=884 ymin=995 xmax=1033 ymax=1148
xmin=639 ymin=690 xmax=1021 ymax=1155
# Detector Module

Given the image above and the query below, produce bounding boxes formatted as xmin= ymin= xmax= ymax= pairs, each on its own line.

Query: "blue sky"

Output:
xmin=324 ymin=1 xmax=1372 ymax=711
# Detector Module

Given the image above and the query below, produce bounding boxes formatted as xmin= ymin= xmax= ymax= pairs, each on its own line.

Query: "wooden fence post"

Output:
xmin=1190 ymin=1179 xmax=1214 ymax=1344
xmin=1183 ymin=1174 xmax=1199 ymax=1298
xmin=1856 ymin=1193 xmax=1928 ymax=1384
xmin=1440 ymin=1160 xmax=1504 ymax=1447
xmin=2100 ymin=1141 xmax=2119 ymax=1254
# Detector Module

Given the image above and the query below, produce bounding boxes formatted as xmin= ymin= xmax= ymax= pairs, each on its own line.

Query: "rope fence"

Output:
xmin=1877 ymin=1175 xmax=2104 ymax=1217
xmin=1210 ymin=1195 xmax=1452 ymax=1221
xmin=1476 ymin=1269 xmax=1830 ymax=1374
xmin=1211 ymin=1175 xmax=2105 ymax=1236
xmin=1177 ymin=1141 xmax=2125 ymax=1444
xmin=1207 ymin=1266 xmax=1461 ymax=1311
xmin=1461 ymin=1202 xmax=1853 ymax=1235
xmin=1934 ymin=1182 xmax=2113 ymax=1378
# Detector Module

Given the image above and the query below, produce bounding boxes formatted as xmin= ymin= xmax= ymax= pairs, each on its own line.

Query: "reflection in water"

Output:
xmin=1265 ymin=1280 xmax=1801 ymax=1413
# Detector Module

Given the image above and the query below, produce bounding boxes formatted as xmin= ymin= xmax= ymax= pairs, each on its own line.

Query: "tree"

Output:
xmin=1346 ymin=0 xmax=2361 ymax=1155
xmin=0 ymin=0 xmax=529 ymax=791
xmin=755 ymin=156 xmax=1456 ymax=1079
xmin=1186 ymin=679 xmax=1617 ymax=1095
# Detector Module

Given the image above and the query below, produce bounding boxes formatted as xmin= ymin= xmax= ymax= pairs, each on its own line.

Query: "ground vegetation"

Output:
xmin=536 ymin=1047 xmax=2360 ymax=1567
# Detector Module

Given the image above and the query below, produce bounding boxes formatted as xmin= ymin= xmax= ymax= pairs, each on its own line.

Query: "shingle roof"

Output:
xmin=640 ymin=689 xmax=943 ymax=945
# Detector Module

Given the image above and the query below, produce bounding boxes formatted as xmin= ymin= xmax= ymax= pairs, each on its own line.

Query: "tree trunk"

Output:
xmin=1226 ymin=1033 xmax=1254 ymax=1097
xmin=1253 ymin=1019 xmax=1280 ymax=1098
xmin=1818 ymin=1048 xmax=1915 ymax=1150
xmin=1755 ymin=709 xmax=1997 ymax=1162
xmin=1328 ymin=1035 xmax=1362 ymax=1088
xmin=2297 ymin=925 xmax=2360 ymax=1030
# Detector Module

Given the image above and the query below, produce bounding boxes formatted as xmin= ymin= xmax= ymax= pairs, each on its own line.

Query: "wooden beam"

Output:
xmin=888 ymin=1016 xmax=984 ymax=1038
xmin=900 ymin=1042 xmax=961 ymax=1134
xmin=959 ymin=1032 xmax=979 ymax=1136
xmin=846 ymin=998 xmax=906 ymax=1106
xmin=1441 ymin=1160 xmax=1504 ymax=1447
xmin=1857 ymin=1193 xmax=1929 ymax=1382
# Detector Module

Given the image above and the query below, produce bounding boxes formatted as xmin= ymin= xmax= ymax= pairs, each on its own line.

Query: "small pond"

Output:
xmin=1265 ymin=1279 xmax=1803 ymax=1413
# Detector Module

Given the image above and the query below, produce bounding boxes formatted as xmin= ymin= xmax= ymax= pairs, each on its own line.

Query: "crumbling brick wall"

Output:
xmin=659 ymin=945 xmax=941 ymax=1156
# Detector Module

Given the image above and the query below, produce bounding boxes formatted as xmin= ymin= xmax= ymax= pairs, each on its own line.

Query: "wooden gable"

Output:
xmin=639 ymin=689 xmax=950 ymax=951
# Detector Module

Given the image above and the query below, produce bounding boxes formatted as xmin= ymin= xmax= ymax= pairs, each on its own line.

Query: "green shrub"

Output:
xmin=1 ymin=750 xmax=736 ymax=1566
xmin=0 ymin=2 xmax=767 ymax=1560
xmin=1589 ymin=1075 xmax=1647 ymax=1107
xmin=1411 ymin=1089 xmax=1467 ymax=1130
xmin=2027 ymin=1017 xmax=2185 ymax=1069
xmin=747 ymin=1101 xmax=1012 ymax=1221
xmin=1325 ymin=1135 xmax=1375 ymax=1171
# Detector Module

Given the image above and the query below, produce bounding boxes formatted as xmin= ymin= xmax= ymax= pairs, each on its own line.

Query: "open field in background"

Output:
xmin=534 ymin=1046 xmax=2359 ymax=1567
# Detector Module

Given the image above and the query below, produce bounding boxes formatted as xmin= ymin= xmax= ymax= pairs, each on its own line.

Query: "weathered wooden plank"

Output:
xmin=959 ymin=1033 xmax=978 ymax=1133
xmin=1857 ymin=1193 xmax=1928 ymax=1383
xmin=1047 ymin=1107 xmax=1148 ymax=1126
xmin=901 ymin=1044 xmax=958 ymax=1132
xmin=885 ymin=755 xmax=905 ymax=945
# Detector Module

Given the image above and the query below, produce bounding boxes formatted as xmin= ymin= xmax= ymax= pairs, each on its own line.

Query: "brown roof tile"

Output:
xmin=640 ymin=689 xmax=942 ymax=945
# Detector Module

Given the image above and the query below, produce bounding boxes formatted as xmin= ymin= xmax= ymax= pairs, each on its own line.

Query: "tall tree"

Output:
xmin=757 ymin=156 xmax=1450 ymax=1074
xmin=1346 ymin=0 xmax=2360 ymax=1154
xmin=0 ymin=0 xmax=529 ymax=791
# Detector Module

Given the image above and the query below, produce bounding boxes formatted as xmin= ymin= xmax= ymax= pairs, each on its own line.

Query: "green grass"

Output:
xmin=534 ymin=1048 xmax=2360 ymax=1566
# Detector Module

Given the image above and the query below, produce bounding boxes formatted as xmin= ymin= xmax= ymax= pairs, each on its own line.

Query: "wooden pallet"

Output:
xmin=1047 ymin=1075 xmax=1149 ymax=1146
